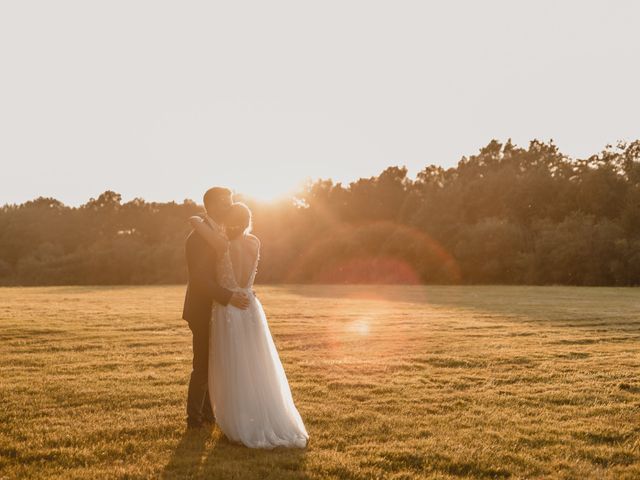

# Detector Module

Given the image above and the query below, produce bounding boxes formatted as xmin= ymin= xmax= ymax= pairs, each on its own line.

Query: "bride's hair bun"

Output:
xmin=225 ymin=202 xmax=252 ymax=238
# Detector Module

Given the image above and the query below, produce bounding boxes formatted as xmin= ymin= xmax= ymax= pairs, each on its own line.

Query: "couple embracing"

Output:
xmin=182 ymin=187 xmax=308 ymax=449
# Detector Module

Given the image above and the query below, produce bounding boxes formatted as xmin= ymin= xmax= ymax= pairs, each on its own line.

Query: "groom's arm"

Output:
xmin=186 ymin=233 xmax=233 ymax=306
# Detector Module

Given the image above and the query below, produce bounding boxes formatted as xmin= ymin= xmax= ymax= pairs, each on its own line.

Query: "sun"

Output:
xmin=232 ymin=175 xmax=302 ymax=203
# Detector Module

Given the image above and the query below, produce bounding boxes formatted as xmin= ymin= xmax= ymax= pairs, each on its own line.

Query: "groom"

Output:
xmin=182 ymin=186 xmax=250 ymax=429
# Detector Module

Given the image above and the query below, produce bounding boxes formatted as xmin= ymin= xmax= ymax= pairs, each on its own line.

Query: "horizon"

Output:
xmin=1 ymin=136 xmax=631 ymax=208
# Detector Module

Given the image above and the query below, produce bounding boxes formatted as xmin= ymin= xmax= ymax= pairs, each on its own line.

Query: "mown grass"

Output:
xmin=1 ymin=285 xmax=639 ymax=479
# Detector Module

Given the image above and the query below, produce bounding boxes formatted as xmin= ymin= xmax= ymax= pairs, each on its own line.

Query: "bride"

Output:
xmin=189 ymin=203 xmax=308 ymax=449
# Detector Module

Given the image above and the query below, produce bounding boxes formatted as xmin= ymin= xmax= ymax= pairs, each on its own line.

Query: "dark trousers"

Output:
xmin=186 ymin=319 xmax=214 ymax=425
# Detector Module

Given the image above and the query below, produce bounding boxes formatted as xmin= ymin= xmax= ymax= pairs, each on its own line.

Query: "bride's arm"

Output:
xmin=188 ymin=216 xmax=229 ymax=253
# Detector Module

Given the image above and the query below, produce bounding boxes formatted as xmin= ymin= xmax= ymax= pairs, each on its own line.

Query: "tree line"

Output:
xmin=1 ymin=139 xmax=639 ymax=286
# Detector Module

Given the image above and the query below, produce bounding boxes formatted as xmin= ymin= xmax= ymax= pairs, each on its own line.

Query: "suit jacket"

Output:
xmin=182 ymin=222 xmax=233 ymax=325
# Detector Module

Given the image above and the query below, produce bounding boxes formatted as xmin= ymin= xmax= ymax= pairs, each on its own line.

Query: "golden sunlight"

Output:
xmin=233 ymin=176 xmax=301 ymax=203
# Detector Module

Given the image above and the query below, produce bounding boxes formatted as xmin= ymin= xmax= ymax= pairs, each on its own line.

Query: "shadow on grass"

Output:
xmin=161 ymin=427 xmax=212 ymax=479
xmin=279 ymin=284 xmax=640 ymax=325
xmin=162 ymin=427 xmax=308 ymax=480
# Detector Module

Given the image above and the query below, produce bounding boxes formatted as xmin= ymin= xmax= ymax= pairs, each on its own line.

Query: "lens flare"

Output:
xmin=347 ymin=317 xmax=371 ymax=336
xmin=286 ymin=220 xmax=461 ymax=284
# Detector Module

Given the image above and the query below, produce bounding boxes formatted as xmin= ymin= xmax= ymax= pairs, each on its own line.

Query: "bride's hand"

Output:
xmin=189 ymin=216 xmax=204 ymax=228
xmin=229 ymin=291 xmax=250 ymax=309
xmin=189 ymin=215 xmax=229 ymax=253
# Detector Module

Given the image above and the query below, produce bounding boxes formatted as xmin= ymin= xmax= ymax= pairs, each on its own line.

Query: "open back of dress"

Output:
xmin=228 ymin=235 xmax=260 ymax=289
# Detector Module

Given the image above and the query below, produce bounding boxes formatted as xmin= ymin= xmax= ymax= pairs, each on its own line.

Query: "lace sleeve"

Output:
xmin=246 ymin=235 xmax=261 ymax=288
xmin=189 ymin=216 xmax=229 ymax=254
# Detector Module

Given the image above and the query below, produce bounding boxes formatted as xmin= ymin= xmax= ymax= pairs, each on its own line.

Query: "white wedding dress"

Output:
xmin=208 ymin=235 xmax=308 ymax=449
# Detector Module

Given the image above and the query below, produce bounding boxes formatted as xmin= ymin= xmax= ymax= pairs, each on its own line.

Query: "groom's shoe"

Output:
xmin=186 ymin=418 xmax=205 ymax=429
xmin=203 ymin=413 xmax=216 ymax=426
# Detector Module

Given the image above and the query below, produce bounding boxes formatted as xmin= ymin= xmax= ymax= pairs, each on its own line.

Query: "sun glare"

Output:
xmin=347 ymin=318 xmax=371 ymax=336
xmin=234 ymin=177 xmax=301 ymax=203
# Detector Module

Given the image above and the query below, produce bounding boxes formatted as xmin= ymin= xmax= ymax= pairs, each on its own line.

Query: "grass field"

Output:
xmin=1 ymin=285 xmax=639 ymax=479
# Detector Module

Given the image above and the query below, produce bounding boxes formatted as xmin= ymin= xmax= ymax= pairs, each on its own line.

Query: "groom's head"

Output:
xmin=203 ymin=187 xmax=233 ymax=223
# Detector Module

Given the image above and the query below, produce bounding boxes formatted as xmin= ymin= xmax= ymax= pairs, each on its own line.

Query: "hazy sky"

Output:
xmin=1 ymin=1 xmax=639 ymax=205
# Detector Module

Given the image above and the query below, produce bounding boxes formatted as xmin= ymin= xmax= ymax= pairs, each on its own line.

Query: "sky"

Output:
xmin=1 ymin=1 xmax=639 ymax=206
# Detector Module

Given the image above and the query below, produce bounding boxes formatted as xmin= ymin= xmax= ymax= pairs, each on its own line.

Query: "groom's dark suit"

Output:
xmin=183 ymin=221 xmax=233 ymax=426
